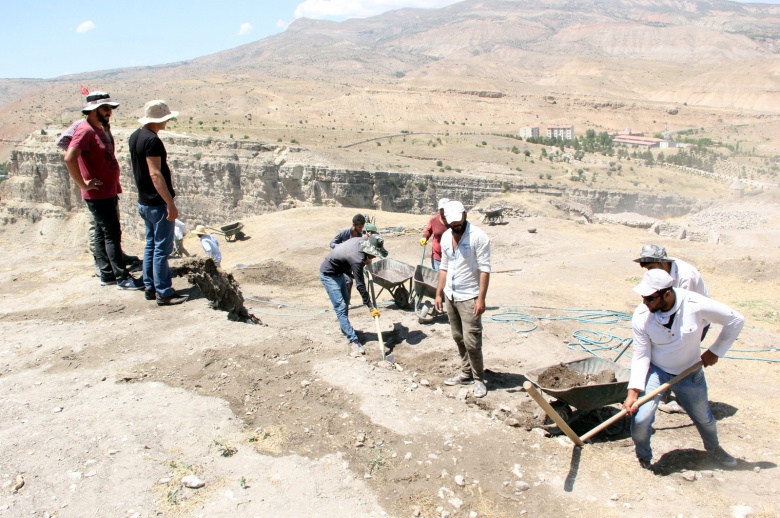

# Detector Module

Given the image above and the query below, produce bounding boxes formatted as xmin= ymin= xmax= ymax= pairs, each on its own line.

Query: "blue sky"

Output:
xmin=1 ymin=0 xmax=778 ymax=79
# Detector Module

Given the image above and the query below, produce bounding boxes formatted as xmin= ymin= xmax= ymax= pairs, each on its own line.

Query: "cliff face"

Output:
xmin=567 ymin=188 xmax=705 ymax=219
xmin=3 ymin=132 xmax=701 ymax=234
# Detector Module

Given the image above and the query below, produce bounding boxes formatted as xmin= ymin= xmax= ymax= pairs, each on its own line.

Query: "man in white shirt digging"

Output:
xmin=623 ymin=269 xmax=744 ymax=470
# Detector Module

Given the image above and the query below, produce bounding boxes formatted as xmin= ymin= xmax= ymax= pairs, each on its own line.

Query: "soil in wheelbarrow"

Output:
xmin=537 ymin=363 xmax=617 ymax=389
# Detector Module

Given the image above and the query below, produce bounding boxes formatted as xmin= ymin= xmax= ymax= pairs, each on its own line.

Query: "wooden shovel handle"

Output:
xmin=579 ymin=361 xmax=703 ymax=443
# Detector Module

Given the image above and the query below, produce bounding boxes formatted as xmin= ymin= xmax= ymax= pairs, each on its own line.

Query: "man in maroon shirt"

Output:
xmin=420 ymin=198 xmax=450 ymax=270
xmin=64 ymin=92 xmax=143 ymax=290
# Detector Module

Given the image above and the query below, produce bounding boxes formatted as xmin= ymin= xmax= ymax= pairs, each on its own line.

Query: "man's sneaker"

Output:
xmin=444 ymin=374 xmax=474 ymax=386
xmin=117 ymin=276 xmax=145 ymax=290
xmin=156 ymin=292 xmax=188 ymax=306
xmin=100 ymin=278 xmax=117 ymax=286
xmin=144 ymin=290 xmax=156 ymax=301
xmin=473 ymin=380 xmax=487 ymax=398
xmin=659 ymin=400 xmax=686 ymax=414
xmin=638 ymin=458 xmax=653 ymax=471
xmin=349 ymin=341 xmax=365 ymax=355
xmin=710 ymin=446 xmax=738 ymax=468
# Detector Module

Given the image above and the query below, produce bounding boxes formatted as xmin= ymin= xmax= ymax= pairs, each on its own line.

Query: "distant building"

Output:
xmin=518 ymin=126 xmax=540 ymax=139
xmin=547 ymin=124 xmax=574 ymax=140
xmin=659 ymin=139 xmax=677 ymax=149
xmin=729 ymin=180 xmax=744 ymax=198
xmin=612 ymin=135 xmax=662 ymax=149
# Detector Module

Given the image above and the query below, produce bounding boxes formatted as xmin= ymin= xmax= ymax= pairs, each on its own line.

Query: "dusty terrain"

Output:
xmin=1 ymin=196 xmax=779 ymax=517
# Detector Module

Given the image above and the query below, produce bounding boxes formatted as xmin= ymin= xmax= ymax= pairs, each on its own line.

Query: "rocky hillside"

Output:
xmin=0 ymin=0 xmax=778 ymax=155
xmin=3 ymin=131 xmax=702 ymax=237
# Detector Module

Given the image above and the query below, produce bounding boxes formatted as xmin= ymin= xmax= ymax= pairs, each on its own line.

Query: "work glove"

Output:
xmin=419 ymin=238 xmax=427 ymax=246
xmin=370 ymin=308 xmax=381 ymax=318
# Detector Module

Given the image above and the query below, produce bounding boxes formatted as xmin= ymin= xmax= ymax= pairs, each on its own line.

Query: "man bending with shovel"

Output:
xmin=623 ymin=269 xmax=744 ymax=470
xmin=320 ymin=234 xmax=387 ymax=354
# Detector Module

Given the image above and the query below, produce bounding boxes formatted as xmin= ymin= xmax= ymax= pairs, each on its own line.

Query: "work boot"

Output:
xmin=144 ymin=289 xmax=156 ymax=301
xmin=349 ymin=341 xmax=365 ymax=355
xmin=710 ymin=446 xmax=737 ymax=468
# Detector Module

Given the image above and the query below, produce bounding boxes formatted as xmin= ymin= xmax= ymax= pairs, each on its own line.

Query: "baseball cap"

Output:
xmin=443 ymin=200 xmax=465 ymax=223
xmin=633 ymin=269 xmax=674 ymax=297
xmin=437 ymin=198 xmax=450 ymax=210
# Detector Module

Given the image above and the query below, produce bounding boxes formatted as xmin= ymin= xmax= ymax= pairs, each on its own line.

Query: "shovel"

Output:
xmin=374 ymin=314 xmax=395 ymax=364
xmin=365 ymin=269 xmax=395 ymax=364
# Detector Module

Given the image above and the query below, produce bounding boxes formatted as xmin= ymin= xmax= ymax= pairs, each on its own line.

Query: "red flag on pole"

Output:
xmin=80 ymin=85 xmax=89 ymax=95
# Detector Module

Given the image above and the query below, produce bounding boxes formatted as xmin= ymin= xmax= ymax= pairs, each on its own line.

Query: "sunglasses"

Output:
xmin=642 ymin=289 xmax=669 ymax=303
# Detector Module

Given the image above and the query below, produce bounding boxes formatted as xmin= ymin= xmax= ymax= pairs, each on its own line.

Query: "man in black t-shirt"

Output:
xmin=129 ymin=100 xmax=187 ymax=306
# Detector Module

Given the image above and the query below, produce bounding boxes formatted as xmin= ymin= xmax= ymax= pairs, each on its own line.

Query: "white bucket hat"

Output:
xmin=138 ymin=100 xmax=179 ymax=124
xmin=82 ymin=91 xmax=119 ymax=113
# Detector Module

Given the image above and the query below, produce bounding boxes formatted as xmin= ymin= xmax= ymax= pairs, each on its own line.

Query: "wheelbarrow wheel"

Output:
xmin=543 ymin=400 xmax=572 ymax=426
xmin=393 ymin=286 xmax=411 ymax=309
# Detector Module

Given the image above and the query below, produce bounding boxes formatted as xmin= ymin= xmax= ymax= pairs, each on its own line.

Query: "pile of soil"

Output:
xmin=537 ymin=363 xmax=617 ymax=389
xmin=175 ymin=258 xmax=261 ymax=324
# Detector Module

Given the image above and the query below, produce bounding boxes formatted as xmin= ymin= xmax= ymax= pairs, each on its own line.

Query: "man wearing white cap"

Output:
xmin=419 ymin=198 xmax=449 ymax=270
xmin=634 ymin=243 xmax=710 ymax=413
xmin=435 ymin=201 xmax=491 ymax=398
xmin=623 ymin=269 xmax=744 ymax=470
xmin=64 ymin=92 xmax=144 ymax=290
xmin=129 ymin=100 xmax=187 ymax=306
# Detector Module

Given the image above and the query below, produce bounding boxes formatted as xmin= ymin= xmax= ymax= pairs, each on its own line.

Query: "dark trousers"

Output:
xmin=85 ymin=196 xmax=128 ymax=282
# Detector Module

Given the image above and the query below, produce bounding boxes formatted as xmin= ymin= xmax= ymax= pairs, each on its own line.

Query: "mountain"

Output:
xmin=1 ymin=0 xmax=778 ymax=158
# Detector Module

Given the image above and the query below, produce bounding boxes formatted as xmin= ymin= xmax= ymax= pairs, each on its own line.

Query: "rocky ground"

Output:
xmin=0 ymin=198 xmax=779 ymax=518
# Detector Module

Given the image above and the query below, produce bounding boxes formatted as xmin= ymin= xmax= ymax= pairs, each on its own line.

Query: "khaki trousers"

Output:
xmin=445 ymin=296 xmax=484 ymax=380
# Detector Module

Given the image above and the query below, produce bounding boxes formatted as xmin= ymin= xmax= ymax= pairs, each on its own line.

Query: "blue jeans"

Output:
xmin=320 ymin=272 xmax=358 ymax=344
xmin=431 ymin=259 xmax=441 ymax=270
xmin=631 ymin=364 xmax=720 ymax=462
xmin=138 ymin=203 xmax=175 ymax=298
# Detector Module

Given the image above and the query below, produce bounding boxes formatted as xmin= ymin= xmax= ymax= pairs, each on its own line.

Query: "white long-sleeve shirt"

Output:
xmin=440 ymin=221 xmax=491 ymax=301
xmin=200 ymin=235 xmax=222 ymax=263
xmin=629 ymin=288 xmax=744 ymax=390
xmin=670 ymin=258 xmax=709 ymax=297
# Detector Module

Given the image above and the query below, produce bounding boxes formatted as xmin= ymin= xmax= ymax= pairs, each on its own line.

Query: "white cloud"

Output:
xmin=238 ymin=22 xmax=254 ymax=36
xmin=294 ymin=0 xmax=460 ymax=20
xmin=76 ymin=20 xmax=96 ymax=33
xmin=276 ymin=19 xmax=289 ymax=30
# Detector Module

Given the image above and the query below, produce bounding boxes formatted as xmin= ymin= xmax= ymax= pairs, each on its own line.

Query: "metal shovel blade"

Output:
xmin=374 ymin=315 xmax=395 ymax=364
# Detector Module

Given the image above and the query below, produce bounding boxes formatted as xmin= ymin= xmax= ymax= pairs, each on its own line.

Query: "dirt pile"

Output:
xmin=537 ymin=364 xmax=617 ymax=390
xmin=174 ymin=258 xmax=260 ymax=324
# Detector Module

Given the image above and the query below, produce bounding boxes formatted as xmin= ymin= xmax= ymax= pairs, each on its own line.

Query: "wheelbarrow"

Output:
xmin=524 ymin=357 xmax=631 ymax=438
xmin=412 ymin=264 xmax=440 ymax=321
xmin=207 ymin=222 xmax=245 ymax=242
xmin=481 ymin=208 xmax=504 ymax=225
xmin=364 ymin=258 xmax=415 ymax=310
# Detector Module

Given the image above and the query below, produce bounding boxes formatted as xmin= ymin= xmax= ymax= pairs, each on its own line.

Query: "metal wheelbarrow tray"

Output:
xmin=208 ymin=222 xmax=245 ymax=242
xmin=413 ymin=264 xmax=439 ymax=319
xmin=365 ymin=258 xmax=415 ymax=309
xmin=524 ymin=357 xmax=630 ymax=412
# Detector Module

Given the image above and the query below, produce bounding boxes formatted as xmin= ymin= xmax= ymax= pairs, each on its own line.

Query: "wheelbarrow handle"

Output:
xmin=523 ymin=381 xmax=584 ymax=447
xmin=206 ymin=226 xmax=226 ymax=235
xmin=579 ymin=360 xmax=704 ymax=443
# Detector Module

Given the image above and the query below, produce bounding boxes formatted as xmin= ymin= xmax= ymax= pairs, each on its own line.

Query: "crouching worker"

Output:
xmin=193 ymin=225 xmax=221 ymax=268
xmin=623 ymin=269 xmax=745 ymax=470
xmin=320 ymin=234 xmax=388 ymax=355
